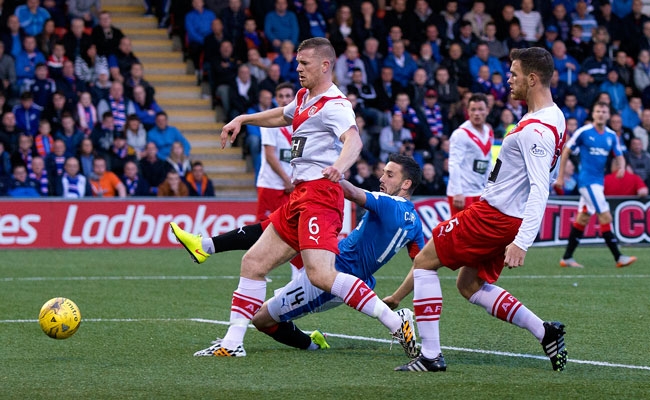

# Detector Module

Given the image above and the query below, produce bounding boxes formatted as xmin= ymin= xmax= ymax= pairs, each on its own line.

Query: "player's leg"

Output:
xmin=252 ymin=271 xmax=340 ymax=350
xmin=459 ymin=266 xmax=567 ymax=371
xmin=596 ymin=210 xmax=637 ymax=267
xmin=195 ymin=225 xmax=296 ymax=356
xmin=561 ymin=189 xmax=594 ymax=268
xmin=170 ymin=221 xmax=266 ymax=264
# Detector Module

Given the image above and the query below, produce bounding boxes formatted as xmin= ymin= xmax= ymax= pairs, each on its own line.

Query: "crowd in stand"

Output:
xmin=2 ymin=0 xmax=650 ymax=199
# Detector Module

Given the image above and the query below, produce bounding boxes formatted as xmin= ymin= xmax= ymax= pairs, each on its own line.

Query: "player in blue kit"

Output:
xmin=171 ymin=153 xmax=425 ymax=354
xmin=555 ymin=101 xmax=637 ymax=269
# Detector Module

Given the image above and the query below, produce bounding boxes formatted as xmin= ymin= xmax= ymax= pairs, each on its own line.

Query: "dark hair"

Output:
xmin=275 ymin=81 xmax=295 ymax=93
xmin=468 ymin=93 xmax=488 ymax=107
xmin=510 ymin=47 xmax=554 ymax=86
xmin=102 ymin=111 xmax=114 ymax=120
xmin=388 ymin=153 xmax=422 ymax=195
xmin=191 ymin=160 xmax=203 ymax=168
xmin=155 ymin=111 xmax=168 ymax=119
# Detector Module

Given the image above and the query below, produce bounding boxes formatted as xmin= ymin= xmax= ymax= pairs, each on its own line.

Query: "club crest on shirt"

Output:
xmin=529 ymin=144 xmax=547 ymax=157
xmin=308 ymin=106 xmax=318 ymax=116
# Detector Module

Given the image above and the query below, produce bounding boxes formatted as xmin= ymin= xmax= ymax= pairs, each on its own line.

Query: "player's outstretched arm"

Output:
xmin=382 ymin=266 xmax=414 ymax=310
xmin=220 ymin=107 xmax=291 ymax=148
xmin=339 ymin=179 xmax=367 ymax=207
xmin=323 ymin=127 xmax=363 ymax=182
xmin=553 ymin=145 xmax=572 ymax=192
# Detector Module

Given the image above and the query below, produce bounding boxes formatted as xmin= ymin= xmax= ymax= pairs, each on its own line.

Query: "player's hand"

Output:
xmin=322 ymin=166 xmax=342 ymax=182
xmin=382 ymin=295 xmax=400 ymax=310
xmin=220 ymin=118 xmax=242 ymax=149
xmin=503 ymin=243 xmax=526 ymax=269
xmin=616 ymin=168 xmax=625 ymax=179
xmin=453 ymin=194 xmax=465 ymax=210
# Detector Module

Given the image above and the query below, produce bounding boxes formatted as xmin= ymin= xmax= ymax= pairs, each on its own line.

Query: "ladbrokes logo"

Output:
xmin=0 ymin=213 xmax=40 ymax=245
xmin=61 ymin=204 xmax=256 ymax=245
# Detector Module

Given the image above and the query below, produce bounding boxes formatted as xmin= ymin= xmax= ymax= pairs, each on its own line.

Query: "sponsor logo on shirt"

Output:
xmin=529 ymin=144 xmax=547 ymax=157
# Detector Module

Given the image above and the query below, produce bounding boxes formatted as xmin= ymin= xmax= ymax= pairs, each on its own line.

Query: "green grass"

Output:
xmin=1 ymin=246 xmax=649 ymax=399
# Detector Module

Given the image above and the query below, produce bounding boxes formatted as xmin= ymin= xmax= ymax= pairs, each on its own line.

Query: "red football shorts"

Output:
xmin=256 ymin=187 xmax=290 ymax=222
xmin=447 ymin=195 xmax=481 ymax=216
xmin=269 ymin=178 xmax=343 ymax=254
xmin=432 ymin=200 xmax=522 ymax=284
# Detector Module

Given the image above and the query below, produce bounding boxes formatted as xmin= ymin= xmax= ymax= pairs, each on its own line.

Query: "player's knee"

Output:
xmin=456 ymin=278 xmax=482 ymax=300
xmin=598 ymin=212 xmax=612 ymax=225
xmin=241 ymin=251 xmax=269 ymax=279
xmin=413 ymin=251 xmax=437 ymax=270
xmin=304 ymin=265 xmax=334 ymax=292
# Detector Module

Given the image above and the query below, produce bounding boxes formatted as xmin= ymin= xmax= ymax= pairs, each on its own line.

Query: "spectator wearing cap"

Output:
xmin=581 ymin=42 xmax=613 ymax=85
xmin=600 ymin=68 xmax=627 ymax=112
xmin=423 ymin=89 xmax=444 ymax=142
xmin=536 ymin=25 xmax=559 ymax=52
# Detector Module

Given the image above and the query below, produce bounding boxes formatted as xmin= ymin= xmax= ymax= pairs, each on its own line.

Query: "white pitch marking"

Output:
xmin=3 ymin=317 xmax=650 ymax=371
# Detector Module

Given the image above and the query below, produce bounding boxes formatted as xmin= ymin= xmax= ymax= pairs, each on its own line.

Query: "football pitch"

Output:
xmin=1 ymin=246 xmax=649 ymax=399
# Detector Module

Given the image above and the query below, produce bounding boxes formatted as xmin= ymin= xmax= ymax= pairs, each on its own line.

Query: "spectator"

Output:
xmin=243 ymin=89 xmax=274 ymax=180
xmin=609 ymin=113 xmax=634 ymax=152
xmin=165 ymin=140 xmax=191 ymax=177
xmin=210 ymin=40 xmax=238 ymax=110
xmin=483 ymin=21 xmax=507 ymax=60
xmin=327 ymin=4 xmax=354 ymax=56
xmin=549 ymin=69 xmax=569 ymax=109
xmin=566 ymin=24 xmax=590 ymax=64
xmin=227 ymin=63 xmax=259 ymax=122
xmin=350 ymin=157 xmax=379 ymax=192
xmin=604 ymin=157 xmax=648 ymax=197
xmin=107 ymin=131 xmax=136 ymax=176
xmin=0 ymin=140 xmax=11 ymax=180
xmin=570 ymin=0 xmax=597 ymax=43
xmin=239 ymin=18 xmax=268 ymax=59
xmin=13 ymin=91 xmax=42 ymax=137
xmin=245 ymin=48 xmax=270 ymax=84
xmin=0 ymin=112 xmax=22 ymax=153
xmin=595 ymin=1 xmax=623 ymax=48
xmin=335 ymin=44 xmax=367 ymax=91
xmin=7 ymin=164 xmax=40 ymax=197
xmin=551 ymin=40 xmax=579 ymax=86
xmin=44 ymin=138 xmax=66 ymax=178
xmin=640 ymin=20 xmax=650 ymax=53
xmin=514 ymin=0 xmax=543 ymax=44
xmin=413 ymin=162 xmax=445 ymax=196
xmin=468 ymin=42 xmax=504 ymax=82
xmin=220 ymin=0 xmax=246 ymax=46
xmin=582 ymin=42 xmax=613 ymax=85
xmin=439 ymin=0 xmax=460 ymax=41
xmin=553 ymin=158 xmax=579 ymax=195
xmin=571 ymin=70 xmax=599 ymax=109
xmin=503 ymin=21 xmax=528 ymax=54
xmin=621 ymin=96 xmax=642 ymax=130
xmin=42 ymin=90 xmax=75 ymax=134
xmin=627 ymin=137 xmax=650 ymax=187
xmin=124 ymin=62 xmax=154 ymax=104
xmin=634 ymin=49 xmax=650 ymax=94
xmin=55 ymin=156 xmax=90 ymax=197
xmin=414 ymin=43 xmax=438 ymax=89
xmin=124 ymin=114 xmax=146 ymax=157
xmin=621 ymin=0 xmax=649 ymax=59
xmin=406 ymin=68 xmax=430 ymax=114
xmin=15 ymin=0 xmax=51 ymax=37
xmin=55 ymin=59 xmax=82 ymax=107
xmin=440 ymin=42 xmax=471 ymax=92
xmin=494 ymin=4 xmax=520 ymax=42
xmin=15 ymin=35 xmax=47 ymax=92
xmin=68 ymin=0 xmax=101 ymax=28
xmin=23 ymin=63 xmax=55 ymax=109
xmin=147 ymin=111 xmax=191 ymax=160
xmin=97 ymin=81 xmax=136 ymax=132
xmin=537 ymin=25 xmax=559 ymax=53
xmin=494 ymin=108 xmax=515 ymax=139
xmin=432 ymin=67 xmax=460 ymax=130
xmin=546 ymin=2 xmax=572 ymax=41
xmin=91 ymin=11 xmax=124 ymax=57
xmin=139 ymin=141 xmax=168 ymax=194
xmin=36 ymin=19 xmax=57 ymax=58
xmin=45 ymin=41 xmax=67 ymax=81
xmin=120 ymin=159 xmax=150 ymax=196
xmin=422 ymin=89 xmax=444 ymax=142
xmin=462 ymin=0 xmax=492 ymax=38
xmin=379 ymin=113 xmax=411 ymax=163
xmin=1 ymin=15 xmax=25 ymax=60
xmin=600 ymin=68 xmax=627 ymax=113
xmin=202 ymin=17 xmax=225 ymax=87
xmin=383 ymin=0 xmax=416 ymax=49
xmin=108 ymin=36 xmax=140 ymax=83
xmin=131 ymin=84 xmax=162 ymax=131
xmin=373 ymin=66 xmax=403 ymax=114
xmin=28 ymin=154 xmax=50 ymax=195
xmin=264 ymin=0 xmax=299 ymax=52
xmin=91 ymin=111 xmax=118 ymax=156
xmin=75 ymin=43 xmax=108 ymax=89
xmin=63 ymin=18 xmax=93 ymax=61
xmin=77 ymin=137 xmax=96 ymax=177
xmin=612 ymin=49 xmax=634 ymax=90
xmin=633 ymin=108 xmax=650 ymax=150
xmin=89 ymin=66 xmax=111 ymax=105
xmin=157 ymin=169 xmax=188 ymax=197
xmin=383 ymin=40 xmax=417 ymax=88
xmin=455 ymin=20 xmax=480 ymax=59
xmin=0 ymin=42 xmax=16 ymax=99
xmin=185 ymin=160 xmax=215 ymax=196
xmin=352 ymin=1 xmax=385 ymax=50
xmin=273 ymin=40 xmax=299 ymax=88
xmin=55 ymin=112 xmax=83 ymax=157
xmin=89 ymin=156 xmax=125 ymax=197
xmin=76 ymin=91 xmax=98 ymax=136
xmin=360 ymin=37 xmax=383 ymax=87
